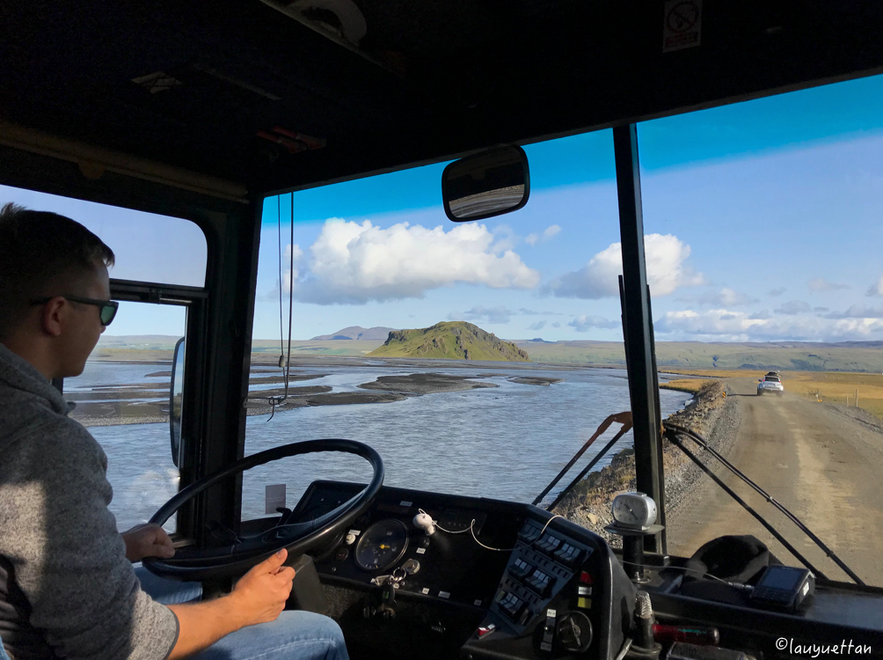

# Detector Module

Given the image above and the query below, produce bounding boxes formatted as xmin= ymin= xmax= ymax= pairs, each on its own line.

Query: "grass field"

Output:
xmin=662 ymin=368 xmax=883 ymax=420
xmin=659 ymin=378 xmax=717 ymax=395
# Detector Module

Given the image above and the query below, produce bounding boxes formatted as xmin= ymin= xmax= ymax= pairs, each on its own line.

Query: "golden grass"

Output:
xmin=660 ymin=378 xmax=716 ymax=394
xmin=660 ymin=368 xmax=883 ymax=420
xmin=783 ymin=371 xmax=883 ymax=419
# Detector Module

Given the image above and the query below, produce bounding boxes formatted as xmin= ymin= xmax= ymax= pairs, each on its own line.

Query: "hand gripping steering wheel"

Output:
xmin=143 ymin=439 xmax=383 ymax=581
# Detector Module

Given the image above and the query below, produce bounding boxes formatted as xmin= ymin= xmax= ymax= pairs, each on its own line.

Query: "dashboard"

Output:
xmin=286 ymin=481 xmax=635 ymax=660
xmin=272 ymin=481 xmax=883 ymax=660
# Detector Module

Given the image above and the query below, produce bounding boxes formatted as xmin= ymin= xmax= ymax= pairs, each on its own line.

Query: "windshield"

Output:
xmin=240 ymin=130 xmax=686 ymax=522
xmin=241 ymin=74 xmax=883 ymax=589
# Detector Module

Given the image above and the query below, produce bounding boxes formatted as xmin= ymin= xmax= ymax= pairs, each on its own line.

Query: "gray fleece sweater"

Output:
xmin=0 ymin=344 xmax=179 ymax=660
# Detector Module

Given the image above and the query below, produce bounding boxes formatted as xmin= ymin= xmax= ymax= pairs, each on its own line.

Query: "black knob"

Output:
xmin=557 ymin=612 xmax=593 ymax=653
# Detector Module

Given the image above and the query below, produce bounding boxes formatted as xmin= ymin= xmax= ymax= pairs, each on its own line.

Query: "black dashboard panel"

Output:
xmin=273 ymin=481 xmax=883 ymax=660
xmin=291 ymin=481 xmax=635 ymax=660
xmin=293 ymin=481 xmax=517 ymax=609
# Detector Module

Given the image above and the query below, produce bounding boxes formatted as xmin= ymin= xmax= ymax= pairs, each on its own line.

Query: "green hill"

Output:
xmin=369 ymin=322 xmax=531 ymax=361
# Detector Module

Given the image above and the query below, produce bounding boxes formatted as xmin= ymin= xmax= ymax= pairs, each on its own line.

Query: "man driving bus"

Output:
xmin=0 ymin=204 xmax=349 ymax=660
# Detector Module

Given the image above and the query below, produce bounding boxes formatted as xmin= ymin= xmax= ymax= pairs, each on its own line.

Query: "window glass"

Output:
xmin=241 ymin=130 xmax=689 ymax=532
xmin=0 ymin=184 xmax=207 ymax=287
xmin=638 ymin=74 xmax=883 ymax=587
xmin=66 ymin=302 xmax=186 ymax=533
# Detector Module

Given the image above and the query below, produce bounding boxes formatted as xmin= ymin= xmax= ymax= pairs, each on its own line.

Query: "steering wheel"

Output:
xmin=142 ymin=439 xmax=383 ymax=581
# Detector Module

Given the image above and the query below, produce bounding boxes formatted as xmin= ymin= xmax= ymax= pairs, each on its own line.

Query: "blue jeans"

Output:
xmin=135 ymin=567 xmax=349 ymax=660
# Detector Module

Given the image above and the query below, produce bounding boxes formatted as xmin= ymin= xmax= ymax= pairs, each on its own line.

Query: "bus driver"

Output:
xmin=0 ymin=204 xmax=349 ymax=660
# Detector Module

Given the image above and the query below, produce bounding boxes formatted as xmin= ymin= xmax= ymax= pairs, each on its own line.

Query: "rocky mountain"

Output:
xmin=369 ymin=322 xmax=531 ymax=361
xmin=311 ymin=326 xmax=397 ymax=341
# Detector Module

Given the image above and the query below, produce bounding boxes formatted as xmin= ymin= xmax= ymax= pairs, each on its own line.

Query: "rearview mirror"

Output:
xmin=442 ymin=146 xmax=530 ymax=222
xmin=169 ymin=337 xmax=185 ymax=468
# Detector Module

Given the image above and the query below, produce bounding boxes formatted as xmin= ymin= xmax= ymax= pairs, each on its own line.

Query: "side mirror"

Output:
xmin=169 ymin=337 xmax=185 ymax=468
xmin=442 ymin=145 xmax=530 ymax=222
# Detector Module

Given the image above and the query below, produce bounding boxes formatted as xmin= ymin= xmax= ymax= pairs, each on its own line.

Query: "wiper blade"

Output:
xmin=533 ymin=411 xmax=632 ymax=510
xmin=664 ymin=422 xmax=864 ymax=586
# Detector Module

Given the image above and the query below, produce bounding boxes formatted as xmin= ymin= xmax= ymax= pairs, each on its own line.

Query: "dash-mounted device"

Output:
xmin=749 ymin=565 xmax=815 ymax=612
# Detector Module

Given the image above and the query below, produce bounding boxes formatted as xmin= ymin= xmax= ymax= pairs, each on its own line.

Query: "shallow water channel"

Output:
xmin=76 ymin=362 xmax=688 ymax=531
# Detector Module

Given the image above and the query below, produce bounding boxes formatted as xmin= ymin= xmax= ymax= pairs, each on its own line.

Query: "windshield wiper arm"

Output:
xmin=664 ymin=422 xmax=864 ymax=586
xmin=533 ymin=412 xmax=632 ymax=510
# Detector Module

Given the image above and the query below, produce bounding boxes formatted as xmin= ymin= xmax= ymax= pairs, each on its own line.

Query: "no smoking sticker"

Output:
xmin=663 ymin=0 xmax=702 ymax=52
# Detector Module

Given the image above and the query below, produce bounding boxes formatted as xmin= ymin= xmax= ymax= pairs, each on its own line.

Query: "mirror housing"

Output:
xmin=442 ymin=146 xmax=530 ymax=222
xmin=169 ymin=337 xmax=185 ymax=468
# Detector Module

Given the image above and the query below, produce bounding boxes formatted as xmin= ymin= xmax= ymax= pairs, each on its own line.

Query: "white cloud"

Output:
xmin=551 ymin=322 xmax=561 ymax=328
xmin=528 ymin=321 xmax=547 ymax=331
xmin=868 ymin=275 xmax=883 ymax=297
xmin=280 ymin=244 xmax=303 ymax=293
xmin=547 ymin=234 xmax=705 ymax=299
xmin=525 ymin=224 xmax=561 ymax=246
xmin=808 ymin=277 xmax=849 ymax=292
xmin=285 ymin=244 xmax=303 ymax=261
xmin=774 ymin=300 xmax=812 ymax=315
xmin=682 ymin=287 xmax=757 ymax=307
xmin=449 ymin=305 xmax=514 ymax=324
xmin=749 ymin=309 xmax=771 ymax=320
xmin=655 ymin=308 xmax=883 ymax=341
xmin=768 ymin=287 xmax=787 ymax=297
xmin=823 ymin=304 xmax=883 ymax=319
xmin=291 ymin=219 xmax=540 ymax=304
xmin=568 ymin=315 xmax=619 ymax=332
xmin=519 ymin=308 xmax=563 ymax=316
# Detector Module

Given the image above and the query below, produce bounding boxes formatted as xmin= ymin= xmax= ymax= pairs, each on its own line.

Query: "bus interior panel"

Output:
xmin=2 ymin=1 xmax=883 ymax=659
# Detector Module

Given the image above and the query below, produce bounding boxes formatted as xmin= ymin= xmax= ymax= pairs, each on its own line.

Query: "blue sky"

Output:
xmin=250 ymin=73 xmax=883 ymax=342
xmin=4 ymin=74 xmax=883 ymax=342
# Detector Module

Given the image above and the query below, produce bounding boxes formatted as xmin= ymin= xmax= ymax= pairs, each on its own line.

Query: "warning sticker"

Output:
xmin=663 ymin=0 xmax=702 ymax=53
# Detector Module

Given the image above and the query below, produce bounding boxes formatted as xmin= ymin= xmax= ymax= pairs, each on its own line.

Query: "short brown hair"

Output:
xmin=0 ymin=203 xmax=115 ymax=339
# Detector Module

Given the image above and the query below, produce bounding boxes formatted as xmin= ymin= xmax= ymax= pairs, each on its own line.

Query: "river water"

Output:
xmin=71 ymin=362 xmax=689 ymax=531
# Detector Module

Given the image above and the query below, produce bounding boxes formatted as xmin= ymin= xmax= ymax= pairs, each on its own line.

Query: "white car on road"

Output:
xmin=757 ymin=373 xmax=784 ymax=396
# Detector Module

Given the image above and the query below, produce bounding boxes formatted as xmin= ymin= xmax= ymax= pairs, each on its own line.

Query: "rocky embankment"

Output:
xmin=556 ymin=380 xmax=738 ymax=546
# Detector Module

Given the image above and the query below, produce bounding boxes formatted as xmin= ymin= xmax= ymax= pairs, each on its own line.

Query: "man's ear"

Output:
xmin=40 ymin=297 xmax=67 ymax=338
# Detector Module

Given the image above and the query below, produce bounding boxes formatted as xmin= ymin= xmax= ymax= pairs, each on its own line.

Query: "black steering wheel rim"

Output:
xmin=142 ymin=439 xmax=383 ymax=581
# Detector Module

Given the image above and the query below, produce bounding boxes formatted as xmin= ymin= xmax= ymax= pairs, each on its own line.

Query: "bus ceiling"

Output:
xmin=3 ymin=1 xmax=883 ymax=198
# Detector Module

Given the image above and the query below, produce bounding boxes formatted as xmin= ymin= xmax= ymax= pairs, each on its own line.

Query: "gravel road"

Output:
xmin=666 ymin=377 xmax=883 ymax=587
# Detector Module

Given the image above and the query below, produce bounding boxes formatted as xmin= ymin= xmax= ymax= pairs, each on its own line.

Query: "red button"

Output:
xmin=579 ymin=571 xmax=594 ymax=585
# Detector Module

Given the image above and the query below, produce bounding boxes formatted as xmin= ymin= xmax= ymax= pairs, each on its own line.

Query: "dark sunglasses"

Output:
xmin=31 ymin=295 xmax=119 ymax=326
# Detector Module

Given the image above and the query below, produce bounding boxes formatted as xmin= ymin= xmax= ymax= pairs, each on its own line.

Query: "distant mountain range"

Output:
xmin=96 ymin=333 xmax=883 ymax=372
xmin=311 ymin=326 xmax=397 ymax=341
xmin=369 ymin=322 xmax=530 ymax=361
xmin=512 ymin=339 xmax=883 ymax=372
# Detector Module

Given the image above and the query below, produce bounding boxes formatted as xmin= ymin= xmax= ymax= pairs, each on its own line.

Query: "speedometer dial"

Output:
xmin=355 ymin=519 xmax=409 ymax=572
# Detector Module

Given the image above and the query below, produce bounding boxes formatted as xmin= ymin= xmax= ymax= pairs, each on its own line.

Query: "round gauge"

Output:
xmin=354 ymin=519 xmax=410 ymax=572
xmin=612 ymin=492 xmax=658 ymax=530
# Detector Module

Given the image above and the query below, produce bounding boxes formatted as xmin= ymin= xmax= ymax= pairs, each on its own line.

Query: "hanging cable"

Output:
xmin=245 ymin=193 xmax=297 ymax=421
xmin=284 ymin=192 xmax=295 ymax=394
xmin=277 ymin=195 xmax=284 ymax=364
